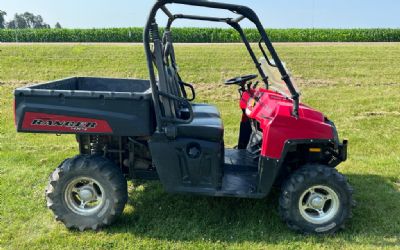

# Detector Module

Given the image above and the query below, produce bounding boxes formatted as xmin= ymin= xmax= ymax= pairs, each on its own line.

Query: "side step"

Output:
xmin=224 ymin=148 xmax=259 ymax=171
xmin=165 ymin=148 xmax=263 ymax=198
xmin=219 ymin=148 xmax=260 ymax=197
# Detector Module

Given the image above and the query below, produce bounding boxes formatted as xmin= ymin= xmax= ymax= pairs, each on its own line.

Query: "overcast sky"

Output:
xmin=2 ymin=0 xmax=400 ymax=29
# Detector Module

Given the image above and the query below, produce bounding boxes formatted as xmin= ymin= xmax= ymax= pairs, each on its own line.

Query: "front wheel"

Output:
xmin=279 ymin=165 xmax=354 ymax=234
xmin=45 ymin=155 xmax=128 ymax=231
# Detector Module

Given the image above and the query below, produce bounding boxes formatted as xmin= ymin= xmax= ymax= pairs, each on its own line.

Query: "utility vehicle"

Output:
xmin=14 ymin=0 xmax=353 ymax=234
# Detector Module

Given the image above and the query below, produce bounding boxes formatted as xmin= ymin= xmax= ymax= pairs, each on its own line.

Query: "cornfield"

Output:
xmin=1 ymin=28 xmax=399 ymax=43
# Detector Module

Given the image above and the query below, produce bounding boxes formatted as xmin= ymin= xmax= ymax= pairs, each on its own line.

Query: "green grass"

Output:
xmin=0 ymin=43 xmax=400 ymax=249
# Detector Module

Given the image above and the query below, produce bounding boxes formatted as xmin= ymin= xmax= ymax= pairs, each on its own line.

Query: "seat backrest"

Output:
xmin=153 ymin=32 xmax=176 ymax=119
xmin=166 ymin=66 xmax=182 ymax=97
xmin=163 ymin=31 xmax=188 ymax=99
xmin=162 ymin=31 xmax=192 ymax=119
xmin=164 ymin=65 xmax=182 ymax=116
xmin=155 ymin=30 xmax=197 ymax=121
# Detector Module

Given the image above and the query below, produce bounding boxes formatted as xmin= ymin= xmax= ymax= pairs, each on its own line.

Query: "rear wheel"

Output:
xmin=45 ymin=155 xmax=128 ymax=231
xmin=279 ymin=165 xmax=354 ymax=234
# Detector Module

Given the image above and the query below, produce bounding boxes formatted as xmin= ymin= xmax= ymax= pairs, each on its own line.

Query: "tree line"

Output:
xmin=0 ymin=10 xmax=61 ymax=29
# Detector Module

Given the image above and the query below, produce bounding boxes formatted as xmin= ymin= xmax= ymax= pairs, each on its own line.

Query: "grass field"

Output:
xmin=0 ymin=43 xmax=399 ymax=249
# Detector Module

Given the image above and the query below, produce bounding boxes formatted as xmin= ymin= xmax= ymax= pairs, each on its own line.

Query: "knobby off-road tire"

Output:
xmin=45 ymin=155 xmax=128 ymax=231
xmin=279 ymin=164 xmax=354 ymax=234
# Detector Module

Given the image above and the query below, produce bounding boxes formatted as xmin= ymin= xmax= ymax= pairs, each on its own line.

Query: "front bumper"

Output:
xmin=328 ymin=139 xmax=348 ymax=167
xmin=326 ymin=118 xmax=348 ymax=163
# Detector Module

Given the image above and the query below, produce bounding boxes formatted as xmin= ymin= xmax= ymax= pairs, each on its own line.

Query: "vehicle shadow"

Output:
xmin=107 ymin=174 xmax=400 ymax=246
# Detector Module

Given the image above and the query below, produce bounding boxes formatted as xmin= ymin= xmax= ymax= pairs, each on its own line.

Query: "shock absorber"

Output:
xmin=90 ymin=135 xmax=103 ymax=155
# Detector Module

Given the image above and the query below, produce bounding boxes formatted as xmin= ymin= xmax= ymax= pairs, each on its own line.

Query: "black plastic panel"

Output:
xmin=149 ymin=135 xmax=223 ymax=191
xmin=224 ymin=149 xmax=258 ymax=171
xmin=14 ymin=77 xmax=155 ymax=136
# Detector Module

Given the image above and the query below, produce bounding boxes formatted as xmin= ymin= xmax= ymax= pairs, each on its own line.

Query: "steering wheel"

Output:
xmin=224 ymin=74 xmax=258 ymax=86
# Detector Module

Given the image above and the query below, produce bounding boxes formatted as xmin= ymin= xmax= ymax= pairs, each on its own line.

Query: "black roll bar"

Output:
xmin=233 ymin=15 xmax=245 ymax=23
xmin=144 ymin=0 xmax=300 ymax=131
xmin=166 ymin=14 xmax=232 ymax=30
xmin=160 ymin=6 xmax=173 ymax=19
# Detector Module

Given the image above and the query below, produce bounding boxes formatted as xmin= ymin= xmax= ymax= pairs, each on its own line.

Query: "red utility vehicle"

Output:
xmin=14 ymin=0 xmax=353 ymax=234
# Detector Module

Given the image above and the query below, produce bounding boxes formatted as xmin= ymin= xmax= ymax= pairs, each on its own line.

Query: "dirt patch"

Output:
xmin=355 ymin=111 xmax=400 ymax=120
xmin=297 ymin=77 xmax=400 ymax=88
xmin=295 ymin=78 xmax=339 ymax=88
xmin=350 ymin=82 xmax=400 ymax=88
xmin=0 ymin=81 xmax=31 ymax=88
xmin=363 ymin=111 xmax=400 ymax=117
xmin=379 ymin=82 xmax=400 ymax=86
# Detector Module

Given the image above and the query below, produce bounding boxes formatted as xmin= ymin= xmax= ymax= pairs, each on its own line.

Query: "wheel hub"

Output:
xmin=298 ymin=185 xmax=340 ymax=225
xmin=64 ymin=177 xmax=105 ymax=216
xmin=79 ymin=188 xmax=95 ymax=202
xmin=309 ymin=195 xmax=324 ymax=210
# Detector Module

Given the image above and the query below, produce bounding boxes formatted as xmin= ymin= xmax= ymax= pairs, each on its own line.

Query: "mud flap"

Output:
xmin=257 ymin=156 xmax=280 ymax=194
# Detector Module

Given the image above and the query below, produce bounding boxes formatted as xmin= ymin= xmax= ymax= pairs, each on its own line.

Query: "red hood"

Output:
xmin=245 ymin=89 xmax=333 ymax=159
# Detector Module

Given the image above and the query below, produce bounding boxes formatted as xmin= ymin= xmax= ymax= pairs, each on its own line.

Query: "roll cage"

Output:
xmin=143 ymin=0 xmax=300 ymax=131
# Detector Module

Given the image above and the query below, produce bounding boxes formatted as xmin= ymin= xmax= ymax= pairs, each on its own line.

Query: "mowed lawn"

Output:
xmin=0 ymin=43 xmax=399 ymax=249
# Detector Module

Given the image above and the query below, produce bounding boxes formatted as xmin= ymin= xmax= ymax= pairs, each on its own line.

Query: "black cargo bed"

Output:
xmin=14 ymin=77 xmax=155 ymax=136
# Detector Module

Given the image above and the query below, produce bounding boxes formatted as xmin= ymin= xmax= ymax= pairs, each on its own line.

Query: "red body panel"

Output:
xmin=22 ymin=112 xmax=113 ymax=133
xmin=245 ymin=89 xmax=333 ymax=159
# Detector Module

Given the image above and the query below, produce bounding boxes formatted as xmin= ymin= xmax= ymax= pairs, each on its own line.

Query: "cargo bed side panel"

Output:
xmin=15 ymin=95 xmax=155 ymax=136
xmin=14 ymin=77 xmax=155 ymax=136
